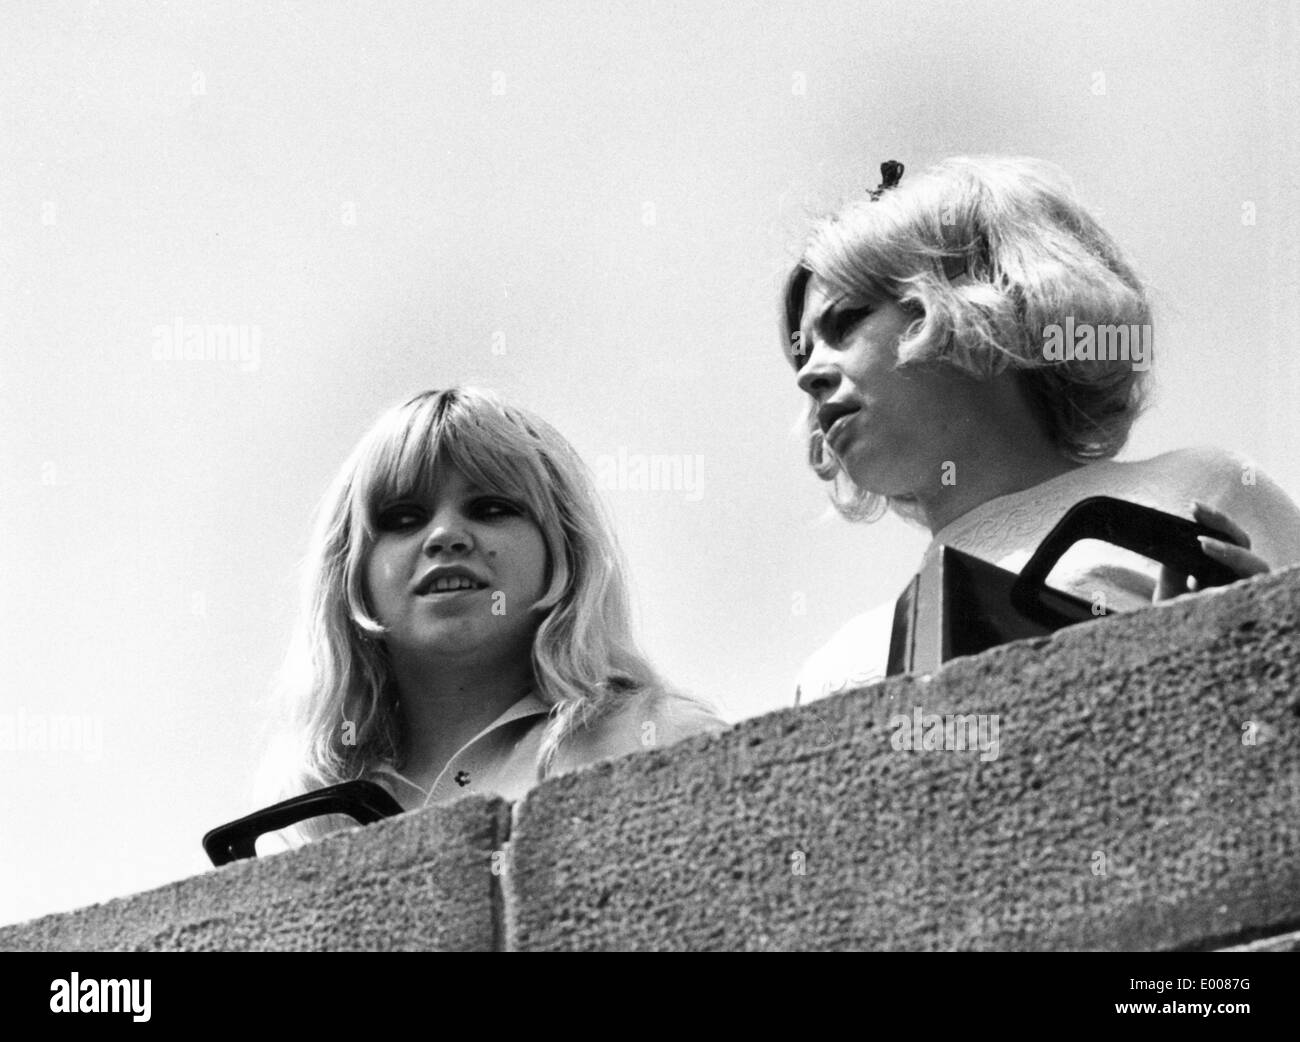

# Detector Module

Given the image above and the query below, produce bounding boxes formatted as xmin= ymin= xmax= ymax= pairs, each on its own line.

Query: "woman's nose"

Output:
xmin=422 ymin=518 xmax=474 ymax=556
xmin=795 ymin=341 xmax=841 ymax=399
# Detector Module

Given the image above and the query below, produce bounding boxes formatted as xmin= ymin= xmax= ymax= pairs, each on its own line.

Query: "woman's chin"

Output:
xmin=841 ymin=463 xmax=911 ymax=499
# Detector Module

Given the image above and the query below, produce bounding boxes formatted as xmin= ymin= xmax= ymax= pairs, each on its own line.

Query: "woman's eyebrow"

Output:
xmin=808 ymin=295 xmax=852 ymax=341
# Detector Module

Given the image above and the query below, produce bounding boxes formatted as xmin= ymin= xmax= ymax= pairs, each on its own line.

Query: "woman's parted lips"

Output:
xmin=413 ymin=564 xmax=490 ymax=595
xmin=817 ymin=400 xmax=861 ymax=434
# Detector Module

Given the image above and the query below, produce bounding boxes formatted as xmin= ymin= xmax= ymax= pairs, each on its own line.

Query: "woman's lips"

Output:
xmin=416 ymin=585 xmax=489 ymax=612
xmin=825 ymin=410 xmax=859 ymax=450
xmin=418 ymin=585 xmax=486 ymax=598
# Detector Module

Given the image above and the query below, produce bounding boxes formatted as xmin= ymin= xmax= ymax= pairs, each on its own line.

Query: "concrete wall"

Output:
xmin=0 ymin=795 xmax=510 ymax=952
xmin=6 ymin=567 xmax=1300 ymax=952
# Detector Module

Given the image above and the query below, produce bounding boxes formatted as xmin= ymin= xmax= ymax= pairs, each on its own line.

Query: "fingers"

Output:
xmin=1190 ymin=500 xmax=1252 ymax=550
xmin=1155 ymin=564 xmax=1191 ymax=600
xmin=1196 ymin=534 xmax=1270 ymax=577
xmin=1154 ymin=520 xmax=1270 ymax=604
xmin=1153 ymin=503 xmax=1271 ymax=604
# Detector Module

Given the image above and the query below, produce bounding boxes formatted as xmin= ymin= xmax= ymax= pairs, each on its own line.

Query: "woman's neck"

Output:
xmin=388 ymin=652 xmax=535 ymax=783
xmin=910 ymin=373 xmax=1087 ymax=536
xmin=915 ymin=449 xmax=1086 ymax=537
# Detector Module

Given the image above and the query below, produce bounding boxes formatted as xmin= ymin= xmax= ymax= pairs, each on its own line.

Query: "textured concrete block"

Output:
xmin=0 ymin=795 xmax=509 ymax=952
xmin=505 ymin=568 xmax=1300 ymax=951
xmin=1219 ymin=928 xmax=1300 ymax=952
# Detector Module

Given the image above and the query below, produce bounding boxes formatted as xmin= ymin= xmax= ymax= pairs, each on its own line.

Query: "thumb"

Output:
xmin=1155 ymin=564 xmax=1191 ymax=602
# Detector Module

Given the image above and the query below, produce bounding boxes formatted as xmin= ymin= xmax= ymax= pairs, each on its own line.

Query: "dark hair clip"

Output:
xmin=867 ymin=160 xmax=904 ymax=201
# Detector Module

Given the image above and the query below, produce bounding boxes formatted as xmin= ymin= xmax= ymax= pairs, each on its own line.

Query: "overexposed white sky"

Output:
xmin=3 ymin=0 xmax=1298 ymax=928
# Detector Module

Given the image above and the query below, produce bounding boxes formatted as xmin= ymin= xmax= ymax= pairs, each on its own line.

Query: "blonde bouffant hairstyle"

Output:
xmin=258 ymin=387 xmax=663 ymax=839
xmin=781 ymin=155 xmax=1153 ymax=522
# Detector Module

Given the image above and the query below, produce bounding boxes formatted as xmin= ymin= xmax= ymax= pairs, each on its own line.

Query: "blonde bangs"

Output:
xmin=344 ymin=391 xmax=572 ymax=626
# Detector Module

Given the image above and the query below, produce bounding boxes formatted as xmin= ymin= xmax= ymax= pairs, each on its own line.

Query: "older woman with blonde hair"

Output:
xmin=259 ymin=387 xmax=725 ymax=839
xmin=782 ymin=155 xmax=1300 ymax=702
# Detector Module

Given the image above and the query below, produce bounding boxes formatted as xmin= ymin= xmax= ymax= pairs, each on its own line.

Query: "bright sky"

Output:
xmin=3 ymin=0 xmax=1298 ymax=928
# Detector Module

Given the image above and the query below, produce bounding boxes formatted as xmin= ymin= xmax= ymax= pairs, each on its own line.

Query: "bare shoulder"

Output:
xmin=1139 ymin=444 xmax=1289 ymax=504
xmin=1135 ymin=445 xmax=1300 ymax=565
xmin=1128 ymin=445 xmax=1250 ymax=485
xmin=1113 ymin=445 xmax=1270 ymax=513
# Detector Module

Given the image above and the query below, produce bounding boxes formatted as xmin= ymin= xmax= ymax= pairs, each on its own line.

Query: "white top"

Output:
xmin=794 ymin=446 xmax=1300 ymax=705
xmin=369 ymin=687 xmax=728 ymax=810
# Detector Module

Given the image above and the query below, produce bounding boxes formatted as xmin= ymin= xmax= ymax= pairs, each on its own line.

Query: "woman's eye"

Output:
xmin=472 ymin=497 xmax=522 ymax=520
xmin=376 ymin=505 xmax=424 ymax=531
xmin=827 ymin=305 xmax=874 ymax=340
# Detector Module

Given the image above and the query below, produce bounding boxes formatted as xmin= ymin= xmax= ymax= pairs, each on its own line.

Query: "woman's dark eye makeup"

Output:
xmin=825 ymin=303 xmax=874 ymax=341
xmin=469 ymin=496 xmax=522 ymax=520
xmin=376 ymin=495 xmax=523 ymax=531
xmin=793 ymin=302 xmax=875 ymax=370
xmin=376 ymin=503 xmax=424 ymax=530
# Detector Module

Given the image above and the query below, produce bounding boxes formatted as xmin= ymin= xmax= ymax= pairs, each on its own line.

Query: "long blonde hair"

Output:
xmin=258 ymin=388 xmax=663 ymax=835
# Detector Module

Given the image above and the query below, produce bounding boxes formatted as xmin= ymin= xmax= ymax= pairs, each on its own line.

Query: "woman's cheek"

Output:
xmin=365 ymin=547 xmax=400 ymax=613
xmin=376 ymin=555 xmax=400 ymax=583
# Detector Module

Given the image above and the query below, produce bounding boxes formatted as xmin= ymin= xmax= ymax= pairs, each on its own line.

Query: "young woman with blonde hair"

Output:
xmin=781 ymin=155 xmax=1300 ymax=702
xmin=260 ymin=387 xmax=724 ymax=839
